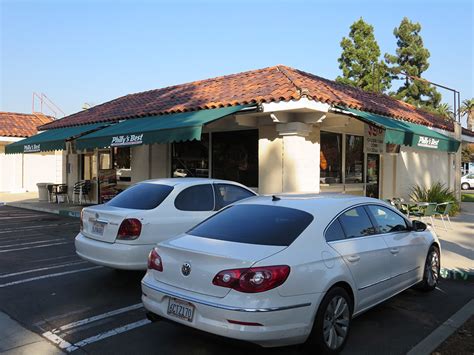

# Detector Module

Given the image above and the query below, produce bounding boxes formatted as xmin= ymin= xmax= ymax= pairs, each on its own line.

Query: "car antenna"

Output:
xmin=272 ymin=195 xmax=280 ymax=201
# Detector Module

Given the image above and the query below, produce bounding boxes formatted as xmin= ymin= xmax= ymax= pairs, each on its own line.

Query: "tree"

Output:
xmin=460 ymin=98 xmax=474 ymax=131
xmin=435 ymin=103 xmax=454 ymax=120
xmin=336 ymin=18 xmax=391 ymax=93
xmin=385 ymin=17 xmax=441 ymax=109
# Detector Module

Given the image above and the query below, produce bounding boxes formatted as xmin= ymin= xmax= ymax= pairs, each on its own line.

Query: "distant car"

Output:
xmin=141 ymin=194 xmax=440 ymax=353
xmin=75 ymin=178 xmax=256 ymax=270
xmin=461 ymin=173 xmax=474 ymax=190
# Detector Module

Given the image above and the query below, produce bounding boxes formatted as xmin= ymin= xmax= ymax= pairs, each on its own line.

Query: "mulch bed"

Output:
xmin=432 ymin=315 xmax=474 ymax=355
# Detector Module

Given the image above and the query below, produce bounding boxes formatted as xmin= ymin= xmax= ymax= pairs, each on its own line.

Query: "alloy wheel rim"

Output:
xmin=323 ymin=296 xmax=350 ymax=350
xmin=426 ymin=251 xmax=439 ymax=287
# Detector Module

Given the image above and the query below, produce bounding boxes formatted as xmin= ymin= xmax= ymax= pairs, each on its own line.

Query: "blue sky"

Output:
xmin=1 ymin=0 xmax=473 ymax=126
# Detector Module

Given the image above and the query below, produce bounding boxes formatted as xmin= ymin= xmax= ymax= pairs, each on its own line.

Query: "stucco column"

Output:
xmin=258 ymin=123 xmax=320 ymax=194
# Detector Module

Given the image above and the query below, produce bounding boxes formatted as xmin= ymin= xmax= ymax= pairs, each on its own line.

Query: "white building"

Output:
xmin=0 ymin=112 xmax=63 ymax=192
xmin=6 ymin=66 xmax=462 ymax=202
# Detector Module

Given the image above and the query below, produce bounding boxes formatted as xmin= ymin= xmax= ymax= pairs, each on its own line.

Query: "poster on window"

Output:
xmin=98 ymin=169 xmax=117 ymax=204
xmin=364 ymin=125 xmax=385 ymax=154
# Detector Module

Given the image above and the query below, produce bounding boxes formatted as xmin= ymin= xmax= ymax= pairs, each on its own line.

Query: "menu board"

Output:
xmin=98 ymin=169 xmax=117 ymax=204
xmin=364 ymin=125 xmax=385 ymax=154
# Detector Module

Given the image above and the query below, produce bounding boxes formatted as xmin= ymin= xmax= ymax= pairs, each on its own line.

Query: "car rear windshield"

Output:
xmin=107 ymin=183 xmax=173 ymax=210
xmin=188 ymin=204 xmax=314 ymax=246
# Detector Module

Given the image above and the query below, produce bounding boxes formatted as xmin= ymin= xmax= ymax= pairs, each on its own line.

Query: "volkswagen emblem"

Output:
xmin=181 ymin=262 xmax=191 ymax=276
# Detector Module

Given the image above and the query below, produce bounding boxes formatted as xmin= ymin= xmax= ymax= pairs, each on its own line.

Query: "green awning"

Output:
xmin=76 ymin=105 xmax=251 ymax=150
xmin=5 ymin=123 xmax=108 ymax=154
xmin=338 ymin=107 xmax=460 ymax=153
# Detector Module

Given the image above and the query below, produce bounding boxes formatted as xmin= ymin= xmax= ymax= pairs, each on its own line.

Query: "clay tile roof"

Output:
xmin=462 ymin=127 xmax=474 ymax=137
xmin=39 ymin=65 xmax=454 ymax=132
xmin=0 ymin=112 xmax=54 ymax=137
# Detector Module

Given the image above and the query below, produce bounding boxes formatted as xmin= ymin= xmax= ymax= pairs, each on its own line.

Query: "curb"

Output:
xmin=441 ymin=268 xmax=474 ymax=281
xmin=4 ymin=202 xmax=80 ymax=218
xmin=407 ymin=299 xmax=474 ymax=355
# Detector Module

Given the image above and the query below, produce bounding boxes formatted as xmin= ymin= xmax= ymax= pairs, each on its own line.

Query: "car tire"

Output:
xmin=417 ymin=245 xmax=440 ymax=292
xmin=461 ymin=183 xmax=470 ymax=190
xmin=305 ymin=287 xmax=353 ymax=354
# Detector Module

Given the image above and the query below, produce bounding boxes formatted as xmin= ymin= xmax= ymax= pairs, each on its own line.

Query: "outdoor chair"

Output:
xmin=46 ymin=184 xmax=55 ymax=203
xmin=73 ymin=180 xmax=91 ymax=205
xmin=55 ymin=184 xmax=69 ymax=204
xmin=433 ymin=202 xmax=453 ymax=231
xmin=392 ymin=197 xmax=409 ymax=216
xmin=409 ymin=202 xmax=438 ymax=231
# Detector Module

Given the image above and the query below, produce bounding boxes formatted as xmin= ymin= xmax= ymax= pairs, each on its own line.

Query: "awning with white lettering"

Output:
xmin=337 ymin=107 xmax=460 ymax=153
xmin=75 ymin=105 xmax=252 ymax=150
xmin=5 ymin=123 xmax=108 ymax=154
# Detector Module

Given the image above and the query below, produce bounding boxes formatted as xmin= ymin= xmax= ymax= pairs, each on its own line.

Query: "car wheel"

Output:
xmin=417 ymin=245 xmax=440 ymax=292
xmin=461 ymin=182 xmax=470 ymax=190
xmin=306 ymin=287 xmax=352 ymax=354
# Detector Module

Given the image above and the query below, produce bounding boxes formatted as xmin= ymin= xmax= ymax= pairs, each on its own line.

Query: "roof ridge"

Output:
xmin=276 ymin=65 xmax=304 ymax=98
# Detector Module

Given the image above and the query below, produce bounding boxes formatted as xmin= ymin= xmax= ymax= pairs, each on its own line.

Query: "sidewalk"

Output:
xmin=434 ymin=202 xmax=474 ymax=277
xmin=0 ymin=312 xmax=63 ymax=355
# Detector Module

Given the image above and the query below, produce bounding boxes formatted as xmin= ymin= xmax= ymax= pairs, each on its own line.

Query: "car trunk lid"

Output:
xmin=152 ymin=234 xmax=286 ymax=298
xmin=81 ymin=205 xmax=138 ymax=243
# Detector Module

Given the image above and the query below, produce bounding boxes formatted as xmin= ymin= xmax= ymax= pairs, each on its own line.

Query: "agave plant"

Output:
xmin=410 ymin=182 xmax=459 ymax=216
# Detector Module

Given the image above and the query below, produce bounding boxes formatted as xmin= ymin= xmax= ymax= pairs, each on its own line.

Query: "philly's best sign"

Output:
xmin=417 ymin=136 xmax=439 ymax=149
xmin=110 ymin=134 xmax=144 ymax=147
xmin=23 ymin=144 xmax=41 ymax=153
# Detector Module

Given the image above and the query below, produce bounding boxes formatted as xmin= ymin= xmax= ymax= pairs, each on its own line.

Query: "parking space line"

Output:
xmin=0 ymin=238 xmax=66 ymax=248
xmin=42 ymin=330 xmax=76 ymax=350
xmin=65 ymin=319 xmax=151 ymax=352
xmin=0 ymin=241 xmax=70 ymax=253
xmin=53 ymin=303 xmax=144 ymax=332
xmin=0 ymin=261 xmax=87 ymax=279
xmin=0 ymin=266 xmax=102 ymax=288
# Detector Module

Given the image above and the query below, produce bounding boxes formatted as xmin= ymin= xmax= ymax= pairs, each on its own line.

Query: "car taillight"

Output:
xmin=148 ymin=248 xmax=163 ymax=272
xmin=212 ymin=265 xmax=290 ymax=293
xmin=80 ymin=209 xmax=84 ymax=231
xmin=117 ymin=218 xmax=142 ymax=240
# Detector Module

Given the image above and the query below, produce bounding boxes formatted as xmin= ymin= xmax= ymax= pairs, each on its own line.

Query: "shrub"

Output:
xmin=409 ymin=182 xmax=459 ymax=216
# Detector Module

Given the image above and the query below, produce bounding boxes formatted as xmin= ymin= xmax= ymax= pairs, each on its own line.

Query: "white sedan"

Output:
xmin=141 ymin=194 xmax=440 ymax=354
xmin=75 ymin=178 xmax=256 ymax=270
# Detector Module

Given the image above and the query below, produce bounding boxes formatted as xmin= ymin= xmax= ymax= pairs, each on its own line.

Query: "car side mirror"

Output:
xmin=412 ymin=220 xmax=427 ymax=232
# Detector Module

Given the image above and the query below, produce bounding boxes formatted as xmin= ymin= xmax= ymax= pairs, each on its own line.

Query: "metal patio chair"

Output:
xmin=409 ymin=202 xmax=438 ymax=231
xmin=433 ymin=202 xmax=453 ymax=231
xmin=55 ymin=184 xmax=69 ymax=204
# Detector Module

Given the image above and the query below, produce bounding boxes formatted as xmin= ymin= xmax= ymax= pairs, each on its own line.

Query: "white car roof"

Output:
xmin=137 ymin=177 xmax=252 ymax=188
xmin=235 ymin=193 xmax=387 ymax=216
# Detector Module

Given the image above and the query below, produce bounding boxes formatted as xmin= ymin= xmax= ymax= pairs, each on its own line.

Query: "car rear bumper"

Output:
xmin=75 ymin=233 xmax=153 ymax=270
xmin=141 ymin=272 xmax=316 ymax=347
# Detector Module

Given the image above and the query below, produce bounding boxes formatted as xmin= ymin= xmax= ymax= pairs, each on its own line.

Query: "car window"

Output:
xmin=468 ymin=174 xmax=474 ymax=179
xmin=107 ymin=183 xmax=173 ymax=210
xmin=325 ymin=219 xmax=346 ymax=242
xmin=214 ymin=184 xmax=255 ymax=210
xmin=338 ymin=206 xmax=376 ymax=238
xmin=174 ymin=184 xmax=214 ymax=211
xmin=188 ymin=204 xmax=314 ymax=246
xmin=367 ymin=205 xmax=408 ymax=233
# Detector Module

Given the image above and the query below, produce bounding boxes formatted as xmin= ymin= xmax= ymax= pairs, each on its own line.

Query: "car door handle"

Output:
xmin=347 ymin=255 xmax=360 ymax=263
xmin=390 ymin=248 xmax=400 ymax=255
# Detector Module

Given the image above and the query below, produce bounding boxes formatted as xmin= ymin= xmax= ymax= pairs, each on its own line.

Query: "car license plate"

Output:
xmin=91 ymin=221 xmax=105 ymax=235
xmin=167 ymin=298 xmax=195 ymax=322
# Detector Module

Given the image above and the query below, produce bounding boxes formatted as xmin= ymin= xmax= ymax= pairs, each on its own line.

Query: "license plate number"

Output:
xmin=91 ymin=221 xmax=105 ymax=235
xmin=167 ymin=298 xmax=194 ymax=322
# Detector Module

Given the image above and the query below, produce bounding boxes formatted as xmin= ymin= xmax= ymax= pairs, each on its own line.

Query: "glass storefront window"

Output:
xmin=113 ymin=147 xmax=131 ymax=182
xmin=172 ymin=134 xmax=209 ymax=178
xmin=212 ymin=130 xmax=258 ymax=187
xmin=345 ymin=135 xmax=364 ymax=183
xmin=320 ymin=132 xmax=342 ymax=184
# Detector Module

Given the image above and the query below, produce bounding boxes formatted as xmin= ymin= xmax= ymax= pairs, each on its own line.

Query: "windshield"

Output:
xmin=188 ymin=204 xmax=314 ymax=246
xmin=107 ymin=183 xmax=173 ymax=210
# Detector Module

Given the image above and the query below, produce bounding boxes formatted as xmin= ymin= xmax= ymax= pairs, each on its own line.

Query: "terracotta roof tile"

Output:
xmin=40 ymin=65 xmax=454 ymax=132
xmin=0 ymin=112 xmax=53 ymax=137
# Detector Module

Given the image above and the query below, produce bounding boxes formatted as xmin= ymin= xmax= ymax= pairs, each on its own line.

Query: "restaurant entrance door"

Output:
xmin=366 ymin=154 xmax=380 ymax=198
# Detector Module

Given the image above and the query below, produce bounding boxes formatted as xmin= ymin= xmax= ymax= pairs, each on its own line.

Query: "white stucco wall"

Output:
xmin=131 ymin=145 xmax=151 ymax=183
xmin=391 ymin=146 xmax=453 ymax=200
xmin=0 ymin=143 xmax=63 ymax=192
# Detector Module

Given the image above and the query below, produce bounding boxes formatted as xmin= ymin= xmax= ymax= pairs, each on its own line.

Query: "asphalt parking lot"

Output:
xmin=0 ymin=205 xmax=472 ymax=354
